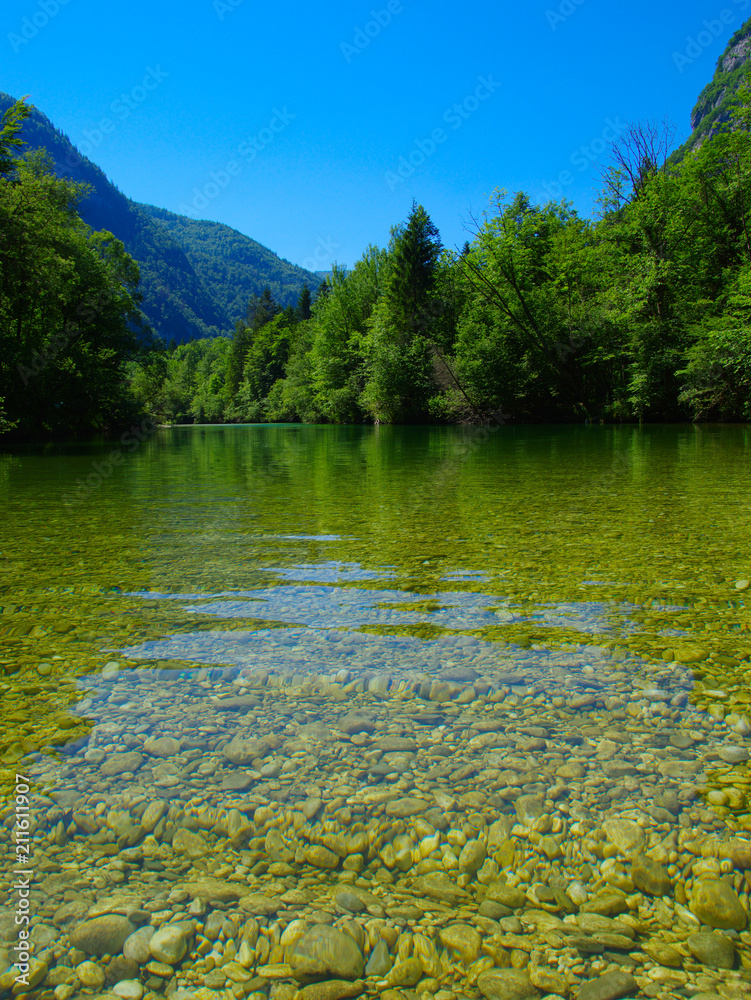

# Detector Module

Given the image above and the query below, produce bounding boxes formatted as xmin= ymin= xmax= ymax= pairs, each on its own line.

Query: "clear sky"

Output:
xmin=3 ymin=0 xmax=748 ymax=270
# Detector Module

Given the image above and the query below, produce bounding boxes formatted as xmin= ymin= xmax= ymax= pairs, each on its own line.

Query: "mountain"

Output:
xmin=672 ymin=18 xmax=751 ymax=160
xmin=0 ymin=93 xmax=318 ymax=343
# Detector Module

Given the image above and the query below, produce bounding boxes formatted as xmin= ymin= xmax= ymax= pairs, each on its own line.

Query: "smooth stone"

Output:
xmin=75 ymin=961 xmax=105 ymax=990
xmin=222 ymin=736 xmax=271 ymax=764
xmin=112 ymin=981 xmax=145 ymax=1000
xmin=70 ymin=916 xmax=135 ymax=956
xmin=213 ymin=695 xmax=261 ymax=709
xmin=438 ymin=923 xmax=482 ymax=963
xmin=11 ymin=958 xmax=47 ymax=989
xmin=669 ymin=734 xmax=694 ymax=750
xmin=364 ymin=939 xmax=392 ymax=977
xmin=184 ymin=879 xmax=243 ymax=903
xmin=257 ymin=963 xmax=295 ymax=980
xmin=239 ymin=893 xmax=280 ymax=916
xmin=101 ymin=752 xmax=144 ymax=777
xmin=123 ymin=927 xmax=154 ymax=965
xmin=140 ymin=801 xmax=166 ymax=833
xmin=477 ymin=969 xmax=540 ymax=1000
xmin=295 ymin=799 xmax=319 ymax=821
xmin=46 ymin=968 xmax=77 ymax=987
xmin=384 ymin=797 xmax=427 ymax=818
xmin=642 ymin=938 xmax=683 ymax=968
xmin=529 ymin=967 xmax=568 ymax=996
xmin=305 ymin=846 xmax=340 ymax=869
xmin=515 ymin=795 xmax=545 ymax=827
xmin=265 ymin=829 xmax=295 ymax=863
xmin=458 ymin=838 xmax=487 ymax=875
xmin=339 ymin=714 xmax=376 ymax=734
xmin=335 ymin=891 xmax=366 ymax=914
xmin=429 ymin=681 xmax=453 ymax=702
xmin=296 ymin=981 xmax=364 ymax=1000
xmin=441 ymin=665 xmax=478 ymax=682
xmin=172 ymin=828 xmax=209 ymax=860
xmin=602 ymin=819 xmax=645 ymax=858
xmin=385 ymin=958 xmax=423 ymax=987
xmin=87 ymin=894 xmax=144 ymax=920
xmin=149 ymin=924 xmax=191 ymax=964
xmin=146 ymin=959 xmax=174 ymax=977
xmin=288 ymin=925 xmax=364 ymax=980
xmin=631 ymin=854 xmax=672 ymax=896
xmin=577 ymin=970 xmax=638 ymax=1000
xmin=687 ymin=931 xmax=736 ymax=969
xmin=580 ymin=892 xmax=628 ymax=917
xmin=486 ymin=881 xmax=527 ymax=909
xmin=722 ymin=840 xmax=751 ymax=869
xmin=602 ymin=760 xmax=638 ymax=778
xmin=222 ymin=772 xmax=256 ymax=791
xmin=593 ymin=933 xmax=635 ymax=950
xmin=718 ymin=745 xmax=750 ymax=764
xmin=557 ymin=762 xmax=586 ymax=779
xmin=143 ymin=736 xmax=181 ymax=757
xmin=106 ymin=956 xmax=139 ymax=983
xmin=412 ymin=872 xmax=471 ymax=906
xmin=374 ymin=736 xmax=417 ymax=752
xmin=577 ymin=914 xmax=634 ymax=939
xmin=691 ymin=878 xmax=747 ymax=930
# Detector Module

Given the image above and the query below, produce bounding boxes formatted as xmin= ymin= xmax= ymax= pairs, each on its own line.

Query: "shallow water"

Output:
xmin=2 ymin=424 xmax=751 ymax=997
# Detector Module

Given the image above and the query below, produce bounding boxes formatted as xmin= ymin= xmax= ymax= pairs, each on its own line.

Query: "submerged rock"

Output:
xmin=288 ymin=925 xmax=365 ymax=980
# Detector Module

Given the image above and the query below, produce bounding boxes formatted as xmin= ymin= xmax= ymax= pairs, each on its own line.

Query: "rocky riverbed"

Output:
xmin=2 ymin=641 xmax=751 ymax=1000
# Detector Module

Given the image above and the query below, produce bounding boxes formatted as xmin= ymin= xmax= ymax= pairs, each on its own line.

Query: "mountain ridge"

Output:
xmin=0 ymin=92 xmax=318 ymax=343
xmin=672 ymin=18 xmax=751 ymax=161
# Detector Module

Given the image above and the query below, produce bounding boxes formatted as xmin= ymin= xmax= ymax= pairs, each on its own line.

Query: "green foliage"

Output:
xmin=11 ymin=35 xmax=751 ymax=432
xmin=0 ymin=97 xmax=30 ymax=175
xmin=360 ymin=204 xmax=443 ymax=422
xmin=671 ymin=26 xmax=751 ymax=165
xmin=0 ymin=151 xmax=149 ymax=436
xmin=141 ymin=206 xmax=319 ymax=332
xmin=0 ymin=92 xmax=318 ymax=345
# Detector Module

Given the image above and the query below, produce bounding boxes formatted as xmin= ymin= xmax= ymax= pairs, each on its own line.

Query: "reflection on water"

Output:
xmin=2 ymin=425 xmax=751 ymax=997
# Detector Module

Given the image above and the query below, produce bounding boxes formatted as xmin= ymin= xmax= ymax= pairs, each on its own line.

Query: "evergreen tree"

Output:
xmin=297 ymin=283 xmax=312 ymax=321
xmin=228 ymin=286 xmax=280 ymax=395
xmin=384 ymin=201 xmax=442 ymax=340
xmin=361 ymin=203 xmax=443 ymax=422
xmin=0 ymin=97 xmax=30 ymax=176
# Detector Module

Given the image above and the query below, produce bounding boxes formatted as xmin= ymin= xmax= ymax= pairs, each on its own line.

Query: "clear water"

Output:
xmin=3 ymin=424 xmax=751 ymax=988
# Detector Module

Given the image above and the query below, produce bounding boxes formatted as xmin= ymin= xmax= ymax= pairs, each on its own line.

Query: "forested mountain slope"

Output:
xmin=0 ymin=93 xmax=317 ymax=343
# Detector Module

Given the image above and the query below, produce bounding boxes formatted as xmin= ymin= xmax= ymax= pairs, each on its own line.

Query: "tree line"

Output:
xmin=134 ymin=78 xmax=751 ymax=427
xmin=1 ymin=78 xmax=751 ymax=438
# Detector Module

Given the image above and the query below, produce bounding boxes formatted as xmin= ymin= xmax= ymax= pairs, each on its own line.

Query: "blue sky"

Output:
xmin=3 ymin=0 xmax=749 ymax=270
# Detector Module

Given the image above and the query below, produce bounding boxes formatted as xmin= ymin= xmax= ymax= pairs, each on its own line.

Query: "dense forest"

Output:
xmin=1 ymin=67 xmax=750 ymax=437
xmin=133 ymin=73 xmax=751 ymax=427
xmin=0 ymin=91 xmax=318 ymax=345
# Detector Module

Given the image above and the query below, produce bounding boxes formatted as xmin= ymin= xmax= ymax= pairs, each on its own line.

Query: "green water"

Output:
xmin=1 ymin=423 xmax=751 ymax=786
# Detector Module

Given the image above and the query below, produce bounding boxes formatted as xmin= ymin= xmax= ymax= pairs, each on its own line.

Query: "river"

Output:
xmin=1 ymin=424 xmax=751 ymax=998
